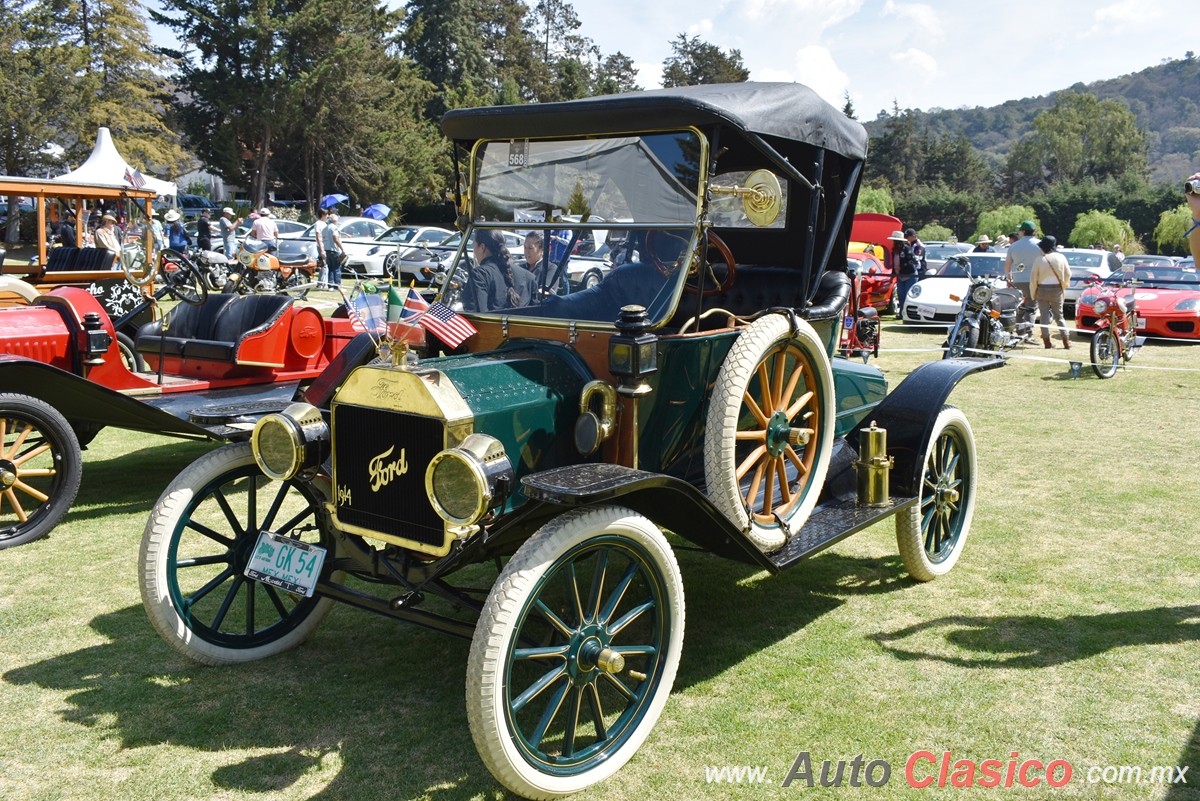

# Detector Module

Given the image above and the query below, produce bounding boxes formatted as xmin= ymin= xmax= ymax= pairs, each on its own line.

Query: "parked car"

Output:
xmin=922 ymin=241 xmax=973 ymax=274
xmin=902 ymin=252 xmax=1008 ymax=325
xmin=1121 ymin=254 xmax=1178 ymax=267
xmin=398 ymin=229 xmax=527 ymax=286
xmin=154 ymin=193 xmax=218 ymax=221
xmin=1058 ymin=248 xmax=1114 ymax=311
xmin=295 ymin=216 xmax=388 ymax=274
xmin=133 ymin=82 xmax=1000 ymax=801
xmin=347 ymin=225 xmax=454 ymax=279
xmin=846 ymin=246 xmax=897 ymax=313
xmin=1077 ymin=264 xmax=1200 ymax=339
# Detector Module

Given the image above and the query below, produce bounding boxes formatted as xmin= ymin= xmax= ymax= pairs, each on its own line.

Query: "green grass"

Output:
xmin=2 ymin=321 xmax=1199 ymax=800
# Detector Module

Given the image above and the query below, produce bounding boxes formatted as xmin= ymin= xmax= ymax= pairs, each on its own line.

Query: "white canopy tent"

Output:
xmin=55 ymin=128 xmax=177 ymax=198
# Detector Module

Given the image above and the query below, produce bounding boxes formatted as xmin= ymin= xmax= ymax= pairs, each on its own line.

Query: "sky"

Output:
xmin=570 ymin=0 xmax=1198 ymax=118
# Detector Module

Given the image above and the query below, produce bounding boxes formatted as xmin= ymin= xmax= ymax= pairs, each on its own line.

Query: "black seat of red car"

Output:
xmin=134 ymin=294 xmax=292 ymax=362
xmin=44 ymin=247 xmax=117 ymax=273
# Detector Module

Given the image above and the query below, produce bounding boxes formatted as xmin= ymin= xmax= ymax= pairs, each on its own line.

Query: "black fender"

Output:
xmin=511 ymin=463 xmax=774 ymax=569
xmin=847 ymin=357 xmax=1002 ymax=496
xmin=0 ymin=355 xmax=218 ymax=440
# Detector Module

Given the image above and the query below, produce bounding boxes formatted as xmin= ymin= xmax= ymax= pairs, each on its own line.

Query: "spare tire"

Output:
xmin=704 ymin=314 xmax=835 ymax=553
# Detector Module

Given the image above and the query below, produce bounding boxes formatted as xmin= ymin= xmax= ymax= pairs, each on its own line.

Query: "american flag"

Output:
xmin=404 ymin=289 xmax=477 ymax=348
xmin=123 ymin=167 xmax=147 ymax=189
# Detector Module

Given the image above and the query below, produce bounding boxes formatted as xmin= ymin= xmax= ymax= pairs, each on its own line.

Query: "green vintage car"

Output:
xmin=137 ymin=83 xmax=999 ymax=799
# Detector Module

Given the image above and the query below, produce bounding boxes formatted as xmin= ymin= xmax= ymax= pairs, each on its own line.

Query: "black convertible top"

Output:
xmin=442 ymin=82 xmax=868 ymax=161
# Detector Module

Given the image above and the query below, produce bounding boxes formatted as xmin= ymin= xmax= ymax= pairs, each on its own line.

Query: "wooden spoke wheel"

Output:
xmin=0 ymin=394 xmax=81 ymax=549
xmin=704 ymin=314 xmax=835 ymax=553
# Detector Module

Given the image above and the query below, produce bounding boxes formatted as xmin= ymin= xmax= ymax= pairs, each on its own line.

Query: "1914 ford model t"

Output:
xmin=137 ymin=83 xmax=999 ymax=799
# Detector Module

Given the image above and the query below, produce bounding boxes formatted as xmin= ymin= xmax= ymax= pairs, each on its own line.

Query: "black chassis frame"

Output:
xmin=300 ymin=355 xmax=1002 ymax=642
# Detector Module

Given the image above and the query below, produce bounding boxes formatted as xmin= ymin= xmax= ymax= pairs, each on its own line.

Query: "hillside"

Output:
xmin=863 ymin=54 xmax=1200 ymax=183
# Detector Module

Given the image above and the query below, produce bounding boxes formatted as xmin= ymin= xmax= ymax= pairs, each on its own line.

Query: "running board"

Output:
xmin=768 ymin=496 xmax=917 ymax=571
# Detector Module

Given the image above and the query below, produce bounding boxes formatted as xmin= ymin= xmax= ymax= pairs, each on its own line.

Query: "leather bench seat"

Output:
xmin=45 ymin=247 xmax=117 ymax=272
xmin=135 ymin=294 xmax=293 ymax=362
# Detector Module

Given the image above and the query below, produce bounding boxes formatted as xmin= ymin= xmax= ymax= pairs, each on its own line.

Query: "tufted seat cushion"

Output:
xmin=134 ymin=294 xmax=293 ymax=362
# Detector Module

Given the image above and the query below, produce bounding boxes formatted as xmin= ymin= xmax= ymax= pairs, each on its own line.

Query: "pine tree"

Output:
xmin=661 ymin=34 xmax=749 ymax=87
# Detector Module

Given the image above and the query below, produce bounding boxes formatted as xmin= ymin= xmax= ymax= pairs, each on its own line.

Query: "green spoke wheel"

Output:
xmin=139 ymin=442 xmax=340 ymax=665
xmin=468 ymin=506 xmax=684 ymax=800
xmin=896 ymin=406 xmax=976 ymax=581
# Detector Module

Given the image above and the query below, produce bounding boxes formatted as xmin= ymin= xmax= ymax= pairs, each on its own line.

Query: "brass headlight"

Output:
xmin=251 ymin=402 xmax=329 ymax=481
xmin=425 ymin=433 xmax=513 ymax=526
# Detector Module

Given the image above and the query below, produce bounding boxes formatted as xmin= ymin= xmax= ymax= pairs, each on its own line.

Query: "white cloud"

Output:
xmin=890 ymin=47 xmax=938 ymax=79
xmin=881 ymin=0 xmax=941 ymax=37
xmin=792 ymin=45 xmax=849 ymax=105
xmin=741 ymin=0 xmax=862 ymax=27
xmin=757 ymin=67 xmax=796 ymax=83
xmin=634 ymin=62 xmax=663 ymax=90
xmin=687 ymin=19 xmax=714 ymax=35
xmin=1088 ymin=0 xmax=1164 ymax=34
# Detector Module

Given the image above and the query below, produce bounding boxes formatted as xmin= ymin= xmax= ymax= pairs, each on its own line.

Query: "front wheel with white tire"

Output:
xmin=139 ymin=442 xmax=339 ymax=666
xmin=467 ymin=505 xmax=684 ymax=800
xmin=896 ymin=406 xmax=976 ymax=581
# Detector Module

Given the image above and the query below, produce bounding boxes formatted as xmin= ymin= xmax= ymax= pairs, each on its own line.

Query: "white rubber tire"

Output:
xmin=466 ymin=505 xmax=685 ymax=800
xmin=704 ymin=313 xmax=835 ymax=552
xmin=139 ymin=442 xmax=338 ymax=666
xmin=896 ymin=406 xmax=976 ymax=581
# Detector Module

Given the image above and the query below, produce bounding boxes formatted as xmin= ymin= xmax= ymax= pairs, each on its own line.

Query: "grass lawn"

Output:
xmin=1 ymin=321 xmax=1198 ymax=800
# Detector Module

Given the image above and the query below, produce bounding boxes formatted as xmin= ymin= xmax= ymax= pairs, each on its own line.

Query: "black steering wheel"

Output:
xmin=158 ymin=249 xmax=209 ymax=306
xmin=645 ymin=230 xmax=737 ymax=296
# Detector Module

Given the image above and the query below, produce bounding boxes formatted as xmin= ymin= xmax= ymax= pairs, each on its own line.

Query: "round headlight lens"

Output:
xmin=1093 ymin=298 xmax=1109 ymax=315
xmin=908 ymin=284 xmax=922 ymax=299
xmin=251 ymin=402 xmax=328 ymax=481
xmin=253 ymin=415 xmax=301 ymax=480
xmin=239 ymin=249 xmax=253 ymax=266
xmin=971 ymin=284 xmax=992 ymax=305
xmin=429 ymin=453 xmax=484 ymax=523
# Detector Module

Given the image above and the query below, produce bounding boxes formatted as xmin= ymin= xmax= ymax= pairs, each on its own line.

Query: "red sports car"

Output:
xmin=847 ymin=248 xmax=897 ymax=313
xmin=1076 ymin=265 xmax=1200 ymax=339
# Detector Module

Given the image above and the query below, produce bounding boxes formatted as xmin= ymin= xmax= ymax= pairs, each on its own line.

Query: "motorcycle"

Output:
xmin=942 ymin=255 xmax=1034 ymax=358
xmin=839 ymin=260 xmax=880 ymax=362
xmin=1087 ymin=278 xmax=1139 ymax=378
xmin=222 ymin=239 xmax=315 ymax=297
xmin=187 ymin=247 xmax=232 ymax=291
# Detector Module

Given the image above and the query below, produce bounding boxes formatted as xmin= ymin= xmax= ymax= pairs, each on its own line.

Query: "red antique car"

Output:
xmin=0 ymin=283 xmax=418 ymax=549
xmin=1076 ymin=265 xmax=1200 ymax=340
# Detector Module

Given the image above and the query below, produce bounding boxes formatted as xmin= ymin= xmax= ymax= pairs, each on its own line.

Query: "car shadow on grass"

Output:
xmin=3 ymin=548 xmax=912 ymax=799
xmin=871 ymin=605 xmax=1200 ymax=668
xmin=672 ymin=548 xmax=913 ymax=690
xmin=1166 ymin=715 xmax=1200 ymax=801
xmin=3 ymin=604 xmax=507 ymax=800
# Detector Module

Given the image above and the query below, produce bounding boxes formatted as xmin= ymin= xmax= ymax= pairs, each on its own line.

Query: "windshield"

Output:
xmin=936 ymin=254 xmax=1005 ymax=278
xmin=447 ymin=131 xmax=706 ymax=326
xmin=1062 ymin=251 xmax=1105 ymax=268
xmin=926 ymin=245 xmax=969 ymax=261
xmin=1106 ymin=267 xmax=1200 ymax=290
xmin=378 ymin=227 xmax=419 ymax=243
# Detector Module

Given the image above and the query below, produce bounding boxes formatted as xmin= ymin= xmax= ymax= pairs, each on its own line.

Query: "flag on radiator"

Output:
xmin=422 ymin=300 xmax=477 ymax=348
xmin=388 ymin=285 xmax=422 ymax=322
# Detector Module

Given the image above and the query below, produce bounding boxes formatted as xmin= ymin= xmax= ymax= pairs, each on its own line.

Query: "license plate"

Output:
xmin=244 ymin=531 xmax=327 ymax=598
xmin=1135 ymin=315 xmax=1146 ymax=329
xmin=916 ymin=304 xmax=936 ymax=319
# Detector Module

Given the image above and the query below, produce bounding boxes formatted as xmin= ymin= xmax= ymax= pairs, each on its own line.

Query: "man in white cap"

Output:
xmin=249 ymin=207 xmax=279 ymax=252
xmin=218 ymin=207 xmax=241 ymax=256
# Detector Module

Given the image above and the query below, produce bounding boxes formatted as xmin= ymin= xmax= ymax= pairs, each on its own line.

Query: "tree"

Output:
xmin=972 ymin=205 xmax=1039 ymax=243
xmin=594 ymin=52 xmax=640 ymax=96
xmin=566 ymin=178 xmax=589 ymax=217
xmin=1068 ymin=209 xmax=1134 ymax=250
xmin=923 ymin=133 xmax=994 ymax=195
xmin=59 ymin=0 xmax=190 ymax=176
xmin=1026 ymin=92 xmax=1149 ymax=184
xmin=842 ymin=91 xmax=856 ymax=120
xmin=1153 ymin=204 xmax=1192 ymax=254
xmin=896 ymin=185 xmax=984 ymax=239
xmin=661 ymin=34 xmax=749 ymax=87
xmin=917 ymin=224 xmax=953 ymax=242
xmin=855 ymin=186 xmax=894 ymax=215
xmin=0 ymin=0 xmax=83 ymax=244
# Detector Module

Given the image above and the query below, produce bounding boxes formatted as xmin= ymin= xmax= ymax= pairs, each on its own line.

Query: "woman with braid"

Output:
xmin=468 ymin=229 xmax=537 ymax=311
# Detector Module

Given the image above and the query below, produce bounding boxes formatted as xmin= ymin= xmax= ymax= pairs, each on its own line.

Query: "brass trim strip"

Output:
xmin=236 ymin=359 xmax=286 ymax=368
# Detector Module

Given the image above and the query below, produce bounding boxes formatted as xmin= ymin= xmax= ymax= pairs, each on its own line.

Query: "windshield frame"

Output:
xmin=440 ymin=126 xmax=711 ymax=331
